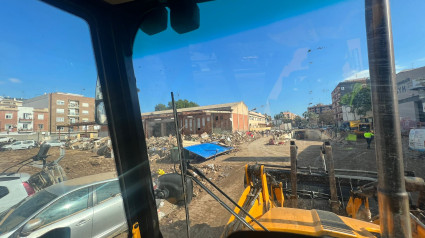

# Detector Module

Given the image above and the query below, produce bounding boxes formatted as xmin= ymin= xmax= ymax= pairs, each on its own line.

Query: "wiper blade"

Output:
xmin=187 ymin=163 xmax=269 ymax=231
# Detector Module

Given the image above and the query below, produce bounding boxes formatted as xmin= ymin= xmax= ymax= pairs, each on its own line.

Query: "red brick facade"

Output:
xmin=232 ymin=113 xmax=248 ymax=131
xmin=49 ymin=93 xmax=95 ymax=133
xmin=0 ymin=109 xmax=18 ymax=132
xmin=33 ymin=109 xmax=49 ymax=132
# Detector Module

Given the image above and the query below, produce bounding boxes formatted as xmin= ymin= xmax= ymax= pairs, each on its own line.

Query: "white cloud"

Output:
xmin=317 ymin=78 xmax=322 ymax=83
xmin=395 ymin=64 xmax=406 ymax=73
xmin=343 ymin=64 xmax=406 ymax=81
xmin=293 ymin=88 xmax=298 ymax=91
xmin=8 ymin=78 xmax=21 ymax=83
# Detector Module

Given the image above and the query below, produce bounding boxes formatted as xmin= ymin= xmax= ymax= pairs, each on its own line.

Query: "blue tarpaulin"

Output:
xmin=184 ymin=143 xmax=233 ymax=159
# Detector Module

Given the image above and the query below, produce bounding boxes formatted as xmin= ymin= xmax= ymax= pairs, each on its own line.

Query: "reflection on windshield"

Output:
xmin=0 ymin=190 xmax=57 ymax=234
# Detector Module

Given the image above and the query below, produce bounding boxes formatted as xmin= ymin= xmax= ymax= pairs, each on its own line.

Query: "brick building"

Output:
xmin=249 ymin=111 xmax=267 ymax=130
xmin=331 ymin=78 xmax=369 ymax=124
xmin=142 ymin=102 xmax=249 ymax=137
xmin=0 ymin=97 xmax=21 ymax=133
xmin=307 ymin=104 xmax=332 ymax=114
xmin=281 ymin=112 xmax=297 ymax=120
xmin=24 ymin=92 xmax=95 ymax=133
xmin=0 ymin=108 xmax=18 ymax=133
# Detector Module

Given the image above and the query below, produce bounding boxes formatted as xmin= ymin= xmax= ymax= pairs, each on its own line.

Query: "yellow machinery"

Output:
xmin=218 ymin=142 xmax=425 ymax=238
xmin=349 ymin=118 xmax=373 ymax=138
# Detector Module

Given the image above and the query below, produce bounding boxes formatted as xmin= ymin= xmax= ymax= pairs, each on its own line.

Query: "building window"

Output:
xmin=82 ymin=110 xmax=89 ymax=115
xmin=38 ymin=114 xmax=44 ymax=120
xmin=56 ymin=108 xmax=64 ymax=114
xmin=56 ymin=126 xmax=64 ymax=131
xmin=70 ymin=118 xmax=76 ymax=123
xmin=207 ymin=117 xmax=210 ymax=122
xmin=22 ymin=124 xmax=28 ymax=129
xmin=57 ymin=100 xmax=65 ymax=105
xmin=202 ymin=117 xmax=205 ymax=127
xmin=197 ymin=118 xmax=201 ymax=129
xmin=82 ymin=103 xmax=89 ymax=107
xmin=69 ymin=100 xmax=79 ymax=108
xmin=341 ymin=87 xmax=345 ymax=90
xmin=185 ymin=119 xmax=188 ymax=128
xmin=189 ymin=119 xmax=192 ymax=131
xmin=23 ymin=113 xmax=32 ymax=119
xmin=69 ymin=109 xmax=77 ymax=115
xmin=82 ymin=118 xmax=89 ymax=122
xmin=5 ymin=114 xmax=12 ymax=119
xmin=56 ymin=117 xmax=64 ymax=122
xmin=38 ymin=124 xmax=44 ymax=129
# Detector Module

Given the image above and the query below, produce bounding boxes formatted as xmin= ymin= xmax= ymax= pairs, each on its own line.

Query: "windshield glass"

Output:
xmin=0 ymin=1 xmax=123 ymax=237
xmin=132 ymin=0 xmax=425 ymax=236
xmin=0 ymin=190 xmax=57 ymax=234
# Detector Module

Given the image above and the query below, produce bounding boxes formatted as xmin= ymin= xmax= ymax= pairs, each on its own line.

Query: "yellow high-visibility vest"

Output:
xmin=364 ymin=132 xmax=374 ymax=138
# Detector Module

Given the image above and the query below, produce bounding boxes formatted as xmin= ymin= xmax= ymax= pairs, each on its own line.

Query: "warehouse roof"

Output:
xmin=141 ymin=101 xmax=244 ymax=116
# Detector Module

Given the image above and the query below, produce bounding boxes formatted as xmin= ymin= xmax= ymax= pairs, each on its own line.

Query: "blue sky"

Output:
xmin=1 ymin=0 xmax=425 ymax=116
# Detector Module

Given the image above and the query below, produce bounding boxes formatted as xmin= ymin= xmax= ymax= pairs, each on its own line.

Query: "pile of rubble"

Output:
xmin=67 ymin=137 xmax=112 ymax=158
xmin=66 ymin=131 xmax=259 ymax=162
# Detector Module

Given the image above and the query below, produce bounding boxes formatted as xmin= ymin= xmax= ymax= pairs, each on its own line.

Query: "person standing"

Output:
xmin=364 ymin=131 xmax=374 ymax=149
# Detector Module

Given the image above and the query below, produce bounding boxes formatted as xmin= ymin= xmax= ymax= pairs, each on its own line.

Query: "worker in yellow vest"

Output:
xmin=364 ymin=131 xmax=374 ymax=149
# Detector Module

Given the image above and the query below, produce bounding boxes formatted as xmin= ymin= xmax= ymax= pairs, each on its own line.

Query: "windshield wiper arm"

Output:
xmin=187 ymin=163 xmax=269 ymax=231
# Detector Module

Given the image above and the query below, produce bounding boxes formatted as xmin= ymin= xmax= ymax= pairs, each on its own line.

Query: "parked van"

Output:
xmin=409 ymin=129 xmax=425 ymax=151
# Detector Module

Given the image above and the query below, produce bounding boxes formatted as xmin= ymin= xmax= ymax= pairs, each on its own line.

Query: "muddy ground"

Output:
xmin=1 ymin=133 xmax=424 ymax=238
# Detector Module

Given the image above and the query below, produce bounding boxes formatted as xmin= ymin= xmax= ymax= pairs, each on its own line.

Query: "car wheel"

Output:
xmin=7 ymin=148 xmax=12 ymax=151
xmin=28 ymin=146 xmax=34 ymax=149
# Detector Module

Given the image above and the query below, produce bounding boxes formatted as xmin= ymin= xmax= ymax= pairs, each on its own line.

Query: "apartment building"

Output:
xmin=281 ymin=111 xmax=297 ymax=120
xmin=331 ymin=78 xmax=369 ymax=124
xmin=307 ymin=104 xmax=332 ymax=114
xmin=24 ymin=92 xmax=95 ymax=133
xmin=0 ymin=96 xmax=49 ymax=133
xmin=249 ymin=111 xmax=267 ymax=130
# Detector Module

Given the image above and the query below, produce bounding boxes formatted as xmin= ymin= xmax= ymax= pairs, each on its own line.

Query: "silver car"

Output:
xmin=0 ymin=172 xmax=127 ymax=238
xmin=43 ymin=140 xmax=65 ymax=147
xmin=1 ymin=141 xmax=35 ymax=151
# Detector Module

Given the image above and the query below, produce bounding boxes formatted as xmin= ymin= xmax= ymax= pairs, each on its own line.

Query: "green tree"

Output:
xmin=302 ymin=111 xmax=319 ymax=126
xmin=154 ymin=103 xmax=168 ymax=111
xmin=154 ymin=99 xmax=199 ymax=111
xmin=339 ymin=83 xmax=372 ymax=117
xmin=168 ymin=99 xmax=199 ymax=109
xmin=351 ymin=87 xmax=372 ymax=116
xmin=318 ymin=111 xmax=335 ymax=125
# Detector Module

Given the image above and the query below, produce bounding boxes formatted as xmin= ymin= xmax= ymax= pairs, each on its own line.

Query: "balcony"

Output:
xmin=19 ymin=117 xmax=33 ymax=122
xmin=68 ymin=104 xmax=79 ymax=108
xmin=68 ymin=113 xmax=80 ymax=117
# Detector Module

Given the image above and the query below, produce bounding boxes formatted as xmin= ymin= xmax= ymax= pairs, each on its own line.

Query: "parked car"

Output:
xmin=43 ymin=140 xmax=65 ymax=147
xmin=0 ymin=173 xmax=35 ymax=213
xmin=0 ymin=172 xmax=127 ymax=238
xmin=1 ymin=140 xmax=36 ymax=151
xmin=0 ymin=137 xmax=13 ymax=143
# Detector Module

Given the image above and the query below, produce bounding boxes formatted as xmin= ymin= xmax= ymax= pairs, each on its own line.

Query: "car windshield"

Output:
xmin=0 ymin=190 xmax=57 ymax=234
xmin=1 ymin=0 xmax=425 ymax=237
